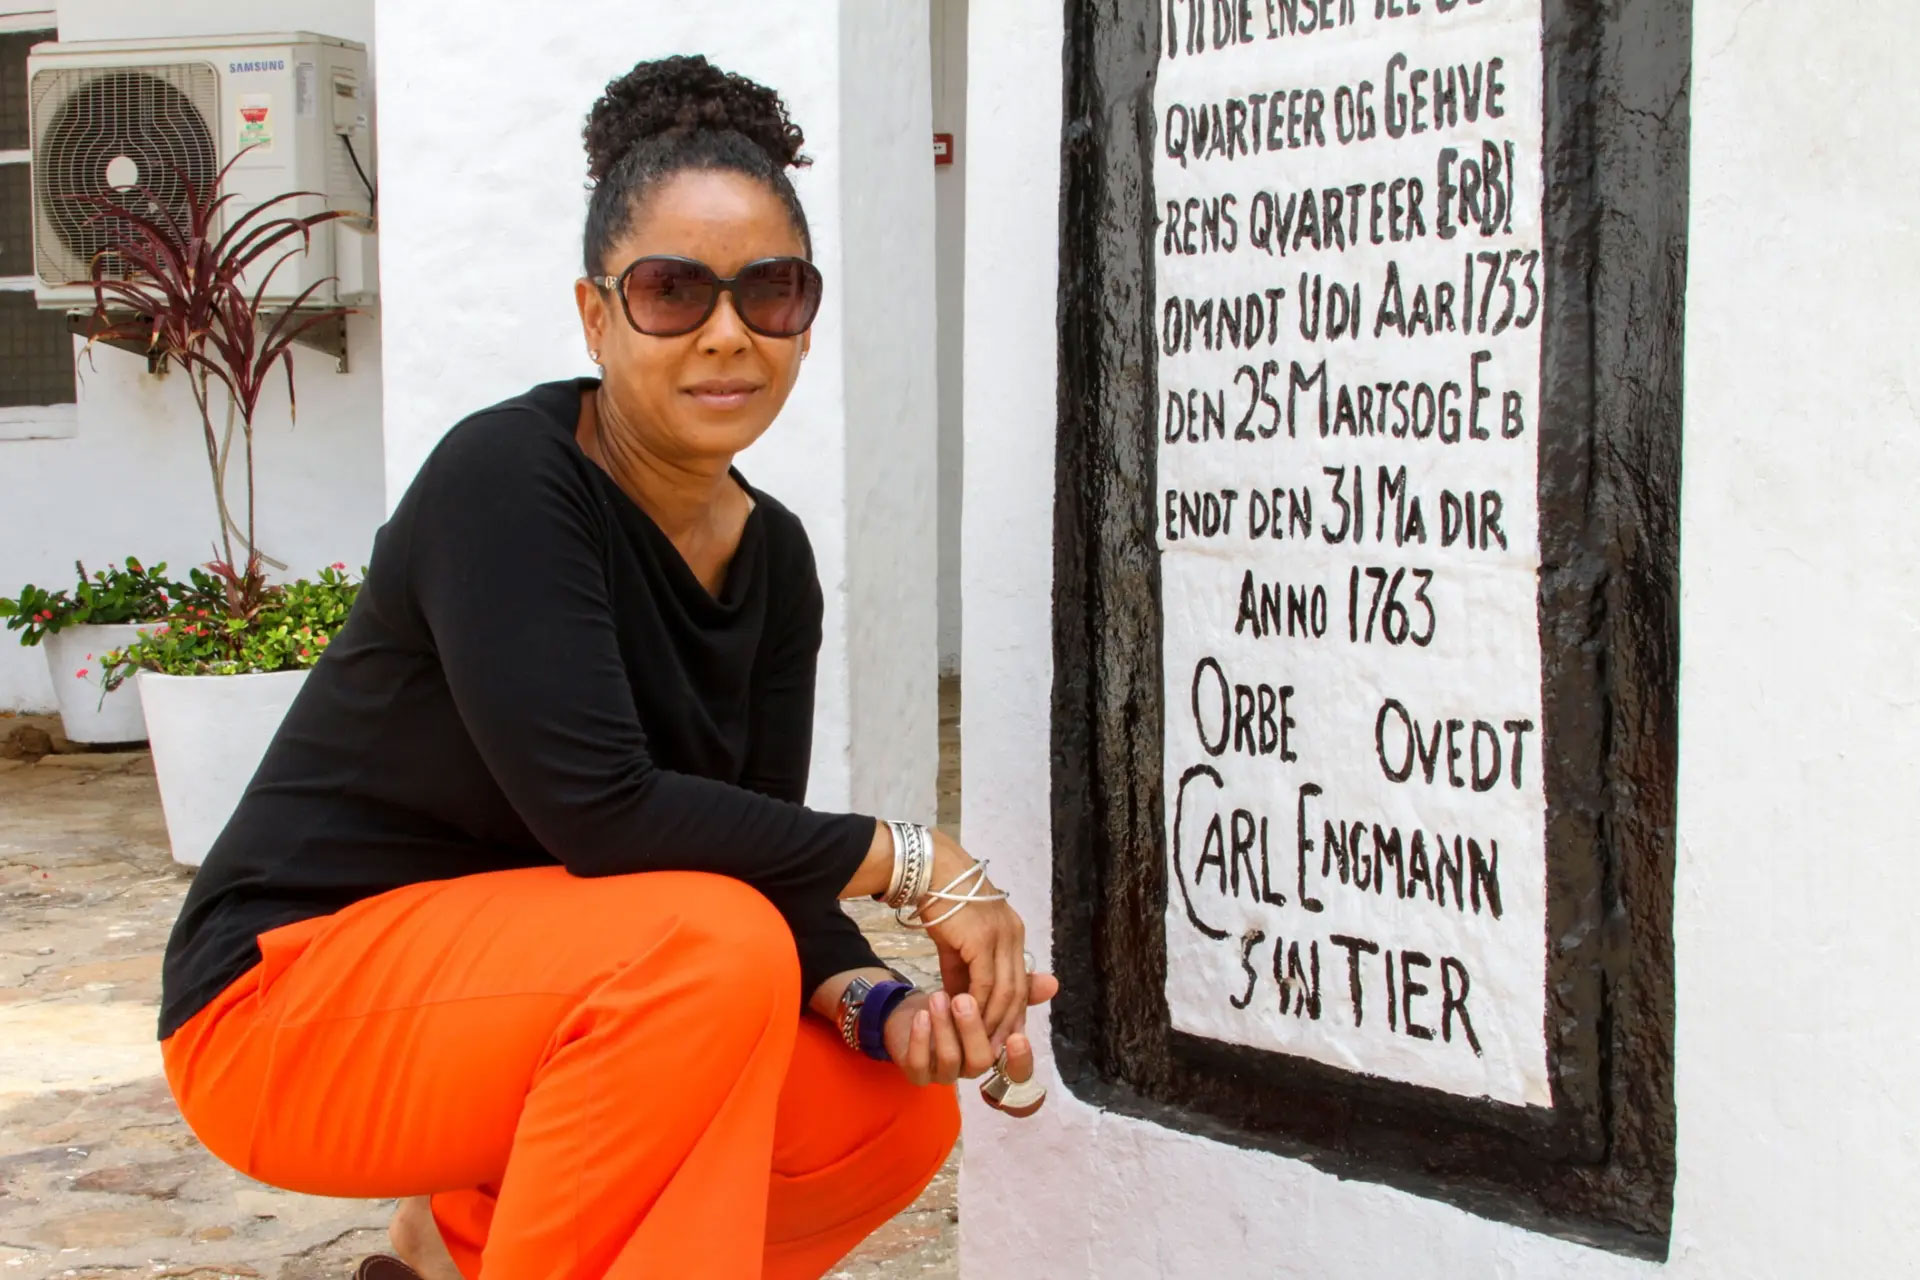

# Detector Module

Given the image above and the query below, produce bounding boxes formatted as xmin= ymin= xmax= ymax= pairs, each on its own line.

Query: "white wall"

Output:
xmin=374 ymin=0 xmax=936 ymax=818
xmin=0 ymin=0 xmax=383 ymax=714
xmin=953 ymin=0 xmax=1068 ymax=1264
xmin=52 ymin=0 xmax=368 ymax=44
xmin=957 ymin=1 xmax=1920 ymax=1276
xmin=931 ymin=0 xmax=966 ymax=676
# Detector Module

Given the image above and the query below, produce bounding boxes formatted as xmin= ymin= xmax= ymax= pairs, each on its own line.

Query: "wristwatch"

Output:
xmin=838 ymin=969 xmax=916 ymax=1060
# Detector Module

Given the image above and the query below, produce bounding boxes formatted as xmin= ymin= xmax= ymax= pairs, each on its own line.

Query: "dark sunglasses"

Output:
xmin=591 ymin=255 xmax=824 ymax=339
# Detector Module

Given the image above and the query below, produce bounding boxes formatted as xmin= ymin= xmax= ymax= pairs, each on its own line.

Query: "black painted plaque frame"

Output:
xmin=1049 ymin=0 xmax=1686 ymax=1256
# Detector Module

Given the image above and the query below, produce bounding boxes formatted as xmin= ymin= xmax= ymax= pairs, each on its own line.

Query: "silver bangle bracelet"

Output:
xmin=882 ymin=820 xmax=933 ymax=911
xmin=881 ymin=821 xmax=909 ymax=906
xmin=906 ymin=824 xmax=933 ymax=904
xmin=897 ymin=856 xmax=1008 ymax=930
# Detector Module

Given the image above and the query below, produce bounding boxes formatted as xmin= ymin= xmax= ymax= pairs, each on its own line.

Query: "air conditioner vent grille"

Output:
xmin=29 ymin=63 xmax=219 ymax=287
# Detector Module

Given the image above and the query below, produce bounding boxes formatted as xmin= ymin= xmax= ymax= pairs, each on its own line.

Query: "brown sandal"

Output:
xmin=353 ymin=1256 xmax=424 ymax=1280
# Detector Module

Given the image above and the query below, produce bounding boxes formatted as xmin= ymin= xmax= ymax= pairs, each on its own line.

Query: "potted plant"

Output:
xmin=72 ymin=150 xmax=352 ymax=864
xmin=0 ymin=557 xmax=182 ymax=743
xmin=101 ymin=562 xmax=359 ymax=866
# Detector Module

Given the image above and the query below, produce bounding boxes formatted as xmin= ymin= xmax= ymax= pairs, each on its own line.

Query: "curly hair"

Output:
xmin=582 ymin=55 xmax=813 ymax=275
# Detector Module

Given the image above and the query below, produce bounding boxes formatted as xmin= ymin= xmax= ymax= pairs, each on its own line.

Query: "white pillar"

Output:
xmin=837 ymin=1 xmax=939 ymax=819
xmin=931 ymin=0 xmax=969 ymax=676
xmin=373 ymin=0 xmax=936 ymax=817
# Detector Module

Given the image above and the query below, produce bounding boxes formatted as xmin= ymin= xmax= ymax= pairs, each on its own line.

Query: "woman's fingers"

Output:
xmin=980 ymin=936 xmax=1008 ymax=1052
xmin=920 ymin=862 xmax=1047 ymax=1048
xmin=933 ymin=904 xmax=1026 ymax=1049
xmin=987 ymin=924 xmax=1023 ymax=1051
xmin=937 ymin=943 xmax=970 ymax=999
xmin=1003 ymin=1031 xmax=1036 ymax=1085
xmin=905 ymin=1008 xmax=933 ymax=1086
xmin=964 ymin=941 xmax=995 ymax=1027
xmin=950 ymin=993 xmax=998 ymax=1077
xmin=1002 ymin=972 xmax=1056 ymax=1057
xmin=1006 ymin=916 xmax=1029 ymax=1039
xmin=928 ymin=992 xmax=963 ymax=1083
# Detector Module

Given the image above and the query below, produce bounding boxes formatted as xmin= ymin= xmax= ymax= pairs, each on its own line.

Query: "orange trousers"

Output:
xmin=161 ymin=868 xmax=958 ymax=1279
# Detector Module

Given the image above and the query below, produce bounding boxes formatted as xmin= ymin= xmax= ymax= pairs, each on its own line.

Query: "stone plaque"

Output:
xmin=1154 ymin=0 xmax=1550 ymax=1105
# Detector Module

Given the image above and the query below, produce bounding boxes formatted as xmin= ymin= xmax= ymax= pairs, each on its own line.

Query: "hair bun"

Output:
xmin=584 ymin=54 xmax=808 ymax=183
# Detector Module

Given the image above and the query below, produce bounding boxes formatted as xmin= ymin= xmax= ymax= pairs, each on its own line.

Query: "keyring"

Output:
xmin=980 ymin=1047 xmax=1047 ymax=1117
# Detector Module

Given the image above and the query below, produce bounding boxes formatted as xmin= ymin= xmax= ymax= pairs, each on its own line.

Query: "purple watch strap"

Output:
xmin=857 ymin=979 xmax=915 ymax=1061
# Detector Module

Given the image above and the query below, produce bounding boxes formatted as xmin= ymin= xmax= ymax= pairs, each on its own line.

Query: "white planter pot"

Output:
xmin=43 ymin=624 xmax=151 ymax=743
xmin=139 ymin=670 xmax=308 ymax=868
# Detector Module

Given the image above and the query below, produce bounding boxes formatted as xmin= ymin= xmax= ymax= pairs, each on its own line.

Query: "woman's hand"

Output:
xmin=917 ymin=829 xmax=1035 ymax=1052
xmin=885 ymin=973 xmax=1060 ymax=1087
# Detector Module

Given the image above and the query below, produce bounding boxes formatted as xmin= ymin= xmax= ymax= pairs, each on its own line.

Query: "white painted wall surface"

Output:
xmin=374 ymin=0 xmax=935 ymax=818
xmin=958 ymin=0 xmax=1920 ymax=1276
xmin=0 ymin=0 xmax=382 ymax=714
xmin=53 ymin=0 xmax=367 ymax=44
xmin=931 ymin=0 xmax=966 ymax=676
xmin=953 ymin=0 xmax=1068 ymax=1256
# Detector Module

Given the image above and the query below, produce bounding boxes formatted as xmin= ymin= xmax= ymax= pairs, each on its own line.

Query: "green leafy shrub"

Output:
xmin=101 ymin=563 xmax=360 ymax=687
xmin=0 ymin=558 xmax=183 ymax=647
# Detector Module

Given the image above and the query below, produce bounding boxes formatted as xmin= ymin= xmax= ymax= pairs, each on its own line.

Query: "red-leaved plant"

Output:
xmin=76 ymin=147 xmax=351 ymax=608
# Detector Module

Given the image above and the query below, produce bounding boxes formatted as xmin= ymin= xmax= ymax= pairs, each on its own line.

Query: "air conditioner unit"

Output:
xmin=26 ymin=32 xmax=377 ymax=311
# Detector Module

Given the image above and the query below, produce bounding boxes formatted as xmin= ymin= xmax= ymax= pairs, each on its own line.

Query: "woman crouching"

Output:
xmin=157 ymin=55 xmax=1053 ymax=1280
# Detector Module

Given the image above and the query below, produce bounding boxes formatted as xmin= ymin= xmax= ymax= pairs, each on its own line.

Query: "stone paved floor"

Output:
xmin=0 ymin=680 xmax=962 ymax=1280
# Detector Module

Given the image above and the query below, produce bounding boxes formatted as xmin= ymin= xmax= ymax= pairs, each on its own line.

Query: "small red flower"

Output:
xmin=300 ymin=647 xmax=312 ymax=658
xmin=74 ymin=668 xmax=88 ymax=679
xmin=331 ymin=562 xmax=347 ymax=571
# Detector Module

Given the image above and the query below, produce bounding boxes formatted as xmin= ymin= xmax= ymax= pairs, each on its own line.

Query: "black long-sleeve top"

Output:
xmin=157 ymin=378 xmax=880 ymax=1039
